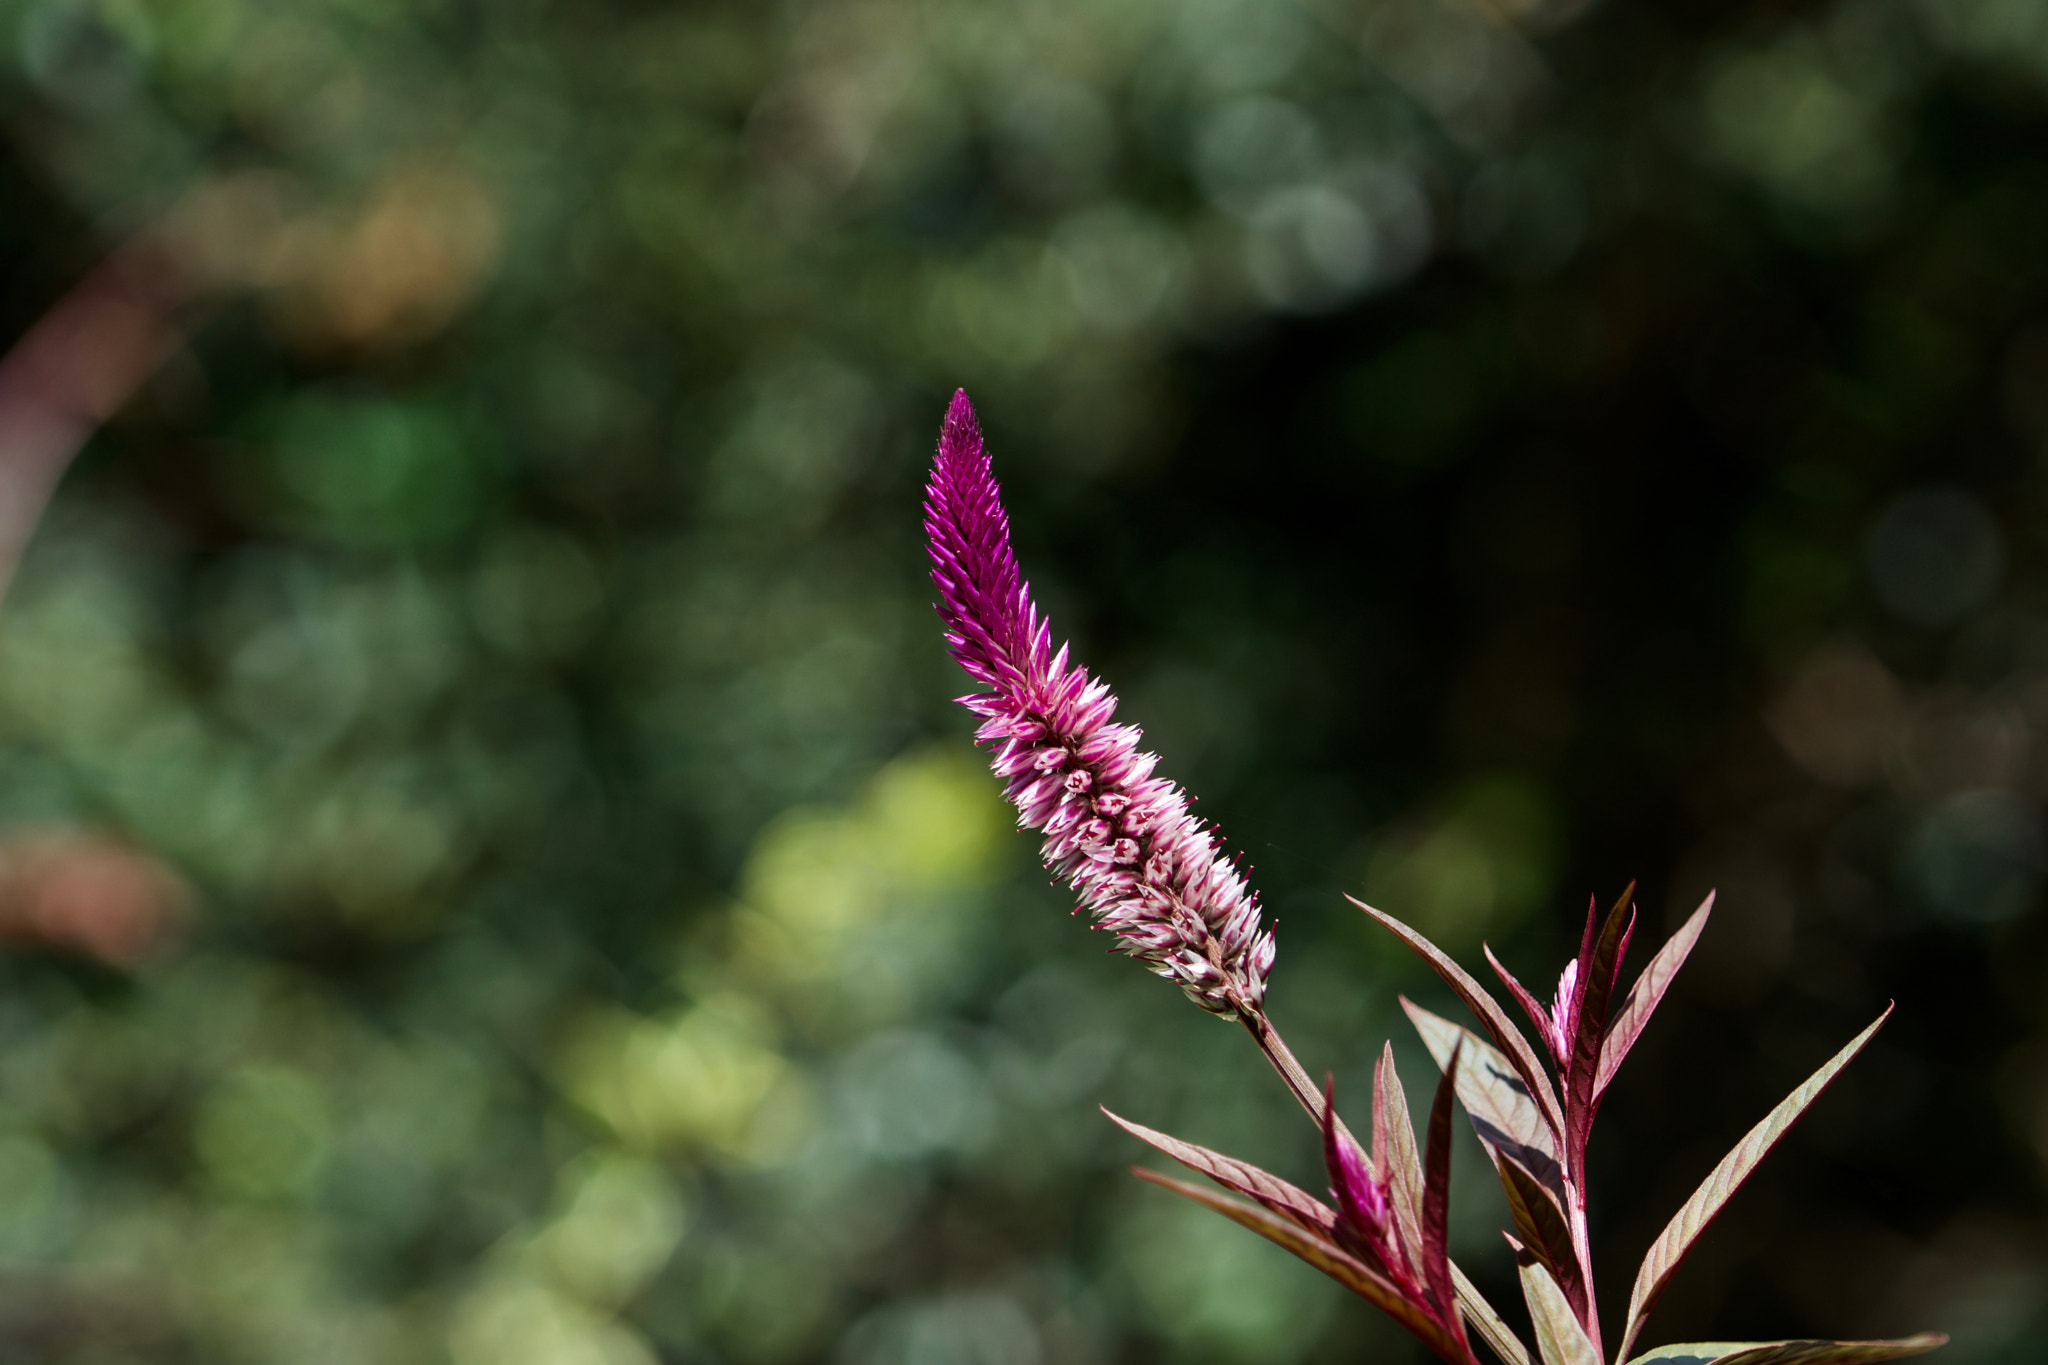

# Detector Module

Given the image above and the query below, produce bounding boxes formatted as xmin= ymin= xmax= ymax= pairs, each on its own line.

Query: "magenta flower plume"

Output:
xmin=924 ymin=390 xmax=1275 ymax=1015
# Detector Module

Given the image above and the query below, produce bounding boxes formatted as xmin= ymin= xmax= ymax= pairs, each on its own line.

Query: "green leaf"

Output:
xmin=1102 ymin=1106 xmax=1336 ymax=1237
xmin=1626 ymin=1335 xmax=1946 ymax=1365
xmin=1129 ymin=1168 xmax=1465 ymax=1362
xmin=1455 ymin=1260 xmax=1533 ymax=1365
xmin=1405 ymin=999 xmax=1564 ymax=1197
xmin=1597 ymin=892 xmax=1714 ymax=1103
xmin=1353 ymin=896 xmax=1565 ymax=1141
xmin=1374 ymin=1040 xmax=1428 ymax=1274
xmin=1616 ymin=1007 xmax=1895 ymax=1363
xmin=1518 ymin=1255 xmax=1601 ymax=1365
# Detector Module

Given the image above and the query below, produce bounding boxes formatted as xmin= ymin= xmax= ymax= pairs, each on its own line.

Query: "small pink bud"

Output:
xmin=1123 ymin=921 xmax=1182 ymax=952
xmin=1064 ymin=769 xmax=1094 ymax=793
xmin=1110 ymin=838 xmax=1141 ymax=865
xmin=1033 ymin=748 xmax=1068 ymax=772
xmin=1249 ymin=933 xmax=1275 ymax=981
xmin=1549 ymin=958 xmax=1580 ymax=1060
xmin=1093 ymin=793 xmax=1130 ymax=817
xmin=1143 ymin=849 xmax=1177 ymax=884
xmin=1322 ymin=1078 xmax=1392 ymax=1265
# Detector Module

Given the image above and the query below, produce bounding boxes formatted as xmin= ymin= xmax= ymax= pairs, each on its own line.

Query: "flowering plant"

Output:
xmin=924 ymin=390 xmax=1946 ymax=1365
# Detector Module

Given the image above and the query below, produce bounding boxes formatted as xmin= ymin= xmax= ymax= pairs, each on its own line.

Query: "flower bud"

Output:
xmin=1322 ymin=1079 xmax=1392 ymax=1264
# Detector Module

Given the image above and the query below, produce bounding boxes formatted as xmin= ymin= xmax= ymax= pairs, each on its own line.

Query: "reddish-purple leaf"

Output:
xmin=1422 ymin=1038 xmax=1465 ymax=1351
xmin=1570 ymin=895 xmax=1599 ymax=1009
xmin=1497 ymin=1151 xmax=1583 ymax=1321
xmin=1129 ymin=1167 xmax=1467 ymax=1363
xmin=1102 ymin=1107 xmax=1336 ymax=1237
xmin=1374 ymin=1042 xmax=1529 ymax=1365
xmin=1454 ymin=1261 xmax=1533 ymax=1365
xmin=1612 ymin=893 xmax=1638 ymax=976
xmin=1597 ymin=892 xmax=1713 ymax=1104
xmin=1485 ymin=943 xmax=1558 ymax=1062
xmin=1711 ymin=1339 xmax=1946 ymax=1365
xmin=1564 ymin=885 xmax=1636 ymax=1160
xmin=1616 ymin=1007 xmax=1895 ymax=1363
xmin=1625 ymin=1335 xmax=1946 ymax=1365
xmin=1375 ymin=1040 xmax=1428 ymax=1274
xmin=1405 ymin=999 xmax=1565 ymax=1198
xmin=1352 ymin=896 xmax=1565 ymax=1142
xmin=1519 ymin=1255 xmax=1601 ymax=1365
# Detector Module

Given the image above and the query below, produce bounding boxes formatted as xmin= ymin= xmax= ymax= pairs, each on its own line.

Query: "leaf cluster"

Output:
xmin=1112 ymin=889 xmax=1945 ymax=1365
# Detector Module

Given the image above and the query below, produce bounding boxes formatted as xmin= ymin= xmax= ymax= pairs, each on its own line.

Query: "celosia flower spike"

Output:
xmin=925 ymin=389 xmax=1275 ymax=1015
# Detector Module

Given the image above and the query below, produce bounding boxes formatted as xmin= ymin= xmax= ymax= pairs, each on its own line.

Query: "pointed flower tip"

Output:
xmin=940 ymin=388 xmax=982 ymax=463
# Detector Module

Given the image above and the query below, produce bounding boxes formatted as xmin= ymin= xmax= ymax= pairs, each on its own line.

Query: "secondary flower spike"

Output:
xmin=924 ymin=389 xmax=1275 ymax=1014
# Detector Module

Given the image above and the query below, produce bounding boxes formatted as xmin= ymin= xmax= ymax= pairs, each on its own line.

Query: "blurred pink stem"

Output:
xmin=0 ymin=246 xmax=182 ymax=605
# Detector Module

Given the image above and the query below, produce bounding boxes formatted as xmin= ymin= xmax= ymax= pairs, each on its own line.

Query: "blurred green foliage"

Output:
xmin=0 ymin=0 xmax=2042 ymax=1362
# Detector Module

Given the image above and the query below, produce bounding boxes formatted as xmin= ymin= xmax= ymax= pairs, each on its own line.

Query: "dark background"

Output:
xmin=0 ymin=0 xmax=2037 ymax=1361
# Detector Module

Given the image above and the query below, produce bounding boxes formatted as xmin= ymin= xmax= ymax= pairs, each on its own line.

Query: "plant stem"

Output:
xmin=1239 ymin=1007 xmax=1367 ymax=1149
xmin=1240 ymin=1007 xmax=1323 ymax=1117
xmin=1568 ymin=1185 xmax=1602 ymax=1359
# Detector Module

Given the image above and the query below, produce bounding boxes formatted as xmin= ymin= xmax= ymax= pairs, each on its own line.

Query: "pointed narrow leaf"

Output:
xmin=1709 ymin=1336 xmax=1947 ymax=1365
xmin=1421 ymin=1039 xmax=1464 ymax=1348
xmin=1598 ymin=892 xmax=1714 ymax=1103
xmin=1375 ymin=1041 xmax=1428 ymax=1274
xmin=1518 ymin=1256 xmax=1601 ymax=1365
xmin=1572 ymin=894 xmax=1600 ymax=990
xmin=1486 ymin=943 xmax=1558 ymax=1059
xmin=1102 ymin=1107 xmax=1336 ymax=1236
xmin=1617 ymin=1007 xmax=1895 ymax=1363
xmin=1406 ymin=998 xmax=1565 ymax=1196
xmin=1352 ymin=895 xmax=1565 ymax=1140
xmin=1608 ymin=883 xmax=1638 ymax=973
xmin=1129 ymin=1168 xmax=1462 ymax=1360
xmin=1564 ymin=885 xmax=1636 ymax=1157
xmin=1455 ymin=1260 xmax=1533 ymax=1365
xmin=1497 ymin=1151 xmax=1582 ymax=1316
xmin=1626 ymin=1335 xmax=1946 ymax=1365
